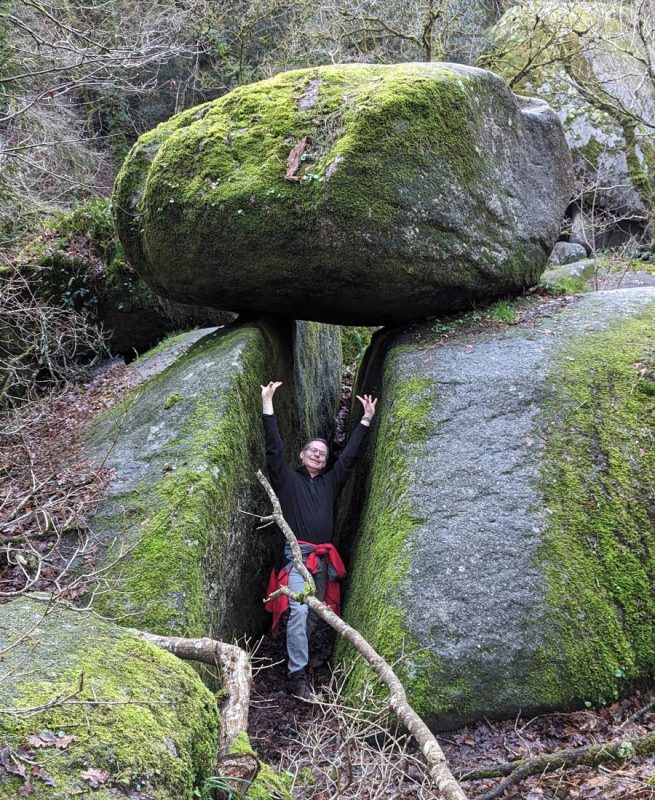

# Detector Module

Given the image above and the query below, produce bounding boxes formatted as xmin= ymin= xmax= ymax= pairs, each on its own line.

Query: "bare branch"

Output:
xmin=128 ymin=630 xmax=252 ymax=756
xmin=255 ymin=469 xmax=468 ymax=800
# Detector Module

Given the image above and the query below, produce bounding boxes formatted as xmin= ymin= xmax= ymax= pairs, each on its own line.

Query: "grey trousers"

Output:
xmin=286 ymin=559 xmax=327 ymax=674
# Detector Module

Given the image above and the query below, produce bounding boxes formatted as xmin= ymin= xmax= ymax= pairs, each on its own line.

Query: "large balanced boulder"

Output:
xmin=84 ymin=319 xmax=340 ymax=639
xmin=0 ymin=597 xmax=218 ymax=799
xmin=339 ymin=287 xmax=655 ymax=727
xmin=114 ymin=63 xmax=572 ymax=325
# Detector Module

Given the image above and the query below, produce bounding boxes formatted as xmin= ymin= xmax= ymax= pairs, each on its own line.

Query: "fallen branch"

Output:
xmin=128 ymin=630 xmax=251 ymax=757
xmin=255 ymin=469 xmax=468 ymax=800
xmin=461 ymin=732 xmax=655 ymax=800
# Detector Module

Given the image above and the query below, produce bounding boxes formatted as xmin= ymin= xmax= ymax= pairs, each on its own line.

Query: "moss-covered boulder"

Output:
xmin=84 ymin=318 xmax=340 ymax=640
xmin=114 ymin=63 xmax=572 ymax=325
xmin=0 ymin=597 xmax=218 ymax=799
xmin=482 ymin=1 xmax=655 ymax=249
xmin=339 ymin=287 xmax=655 ymax=727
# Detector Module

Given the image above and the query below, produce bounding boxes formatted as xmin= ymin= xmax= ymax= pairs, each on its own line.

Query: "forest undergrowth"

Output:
xmin=250 ymin=628 xmax=655 ymax=800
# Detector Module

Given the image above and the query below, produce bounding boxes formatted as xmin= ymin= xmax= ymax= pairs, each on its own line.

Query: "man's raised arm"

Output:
xmin=330 ymin=393 xmax=378 ymax=489
xmin=261 ymin=381 xmax=289 ymax=490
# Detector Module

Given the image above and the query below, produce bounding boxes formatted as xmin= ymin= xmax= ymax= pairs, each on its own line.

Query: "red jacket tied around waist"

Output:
xmin=265 ymin=541 xmax=346 ymax=637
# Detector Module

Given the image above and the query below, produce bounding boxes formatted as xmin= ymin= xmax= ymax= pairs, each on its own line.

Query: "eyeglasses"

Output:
xmin=304 ymin=446 xmax=328 ymax=458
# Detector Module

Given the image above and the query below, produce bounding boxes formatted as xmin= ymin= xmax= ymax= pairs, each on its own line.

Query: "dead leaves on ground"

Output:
xmin=444 ymin=695 xmax=655 ymax=799
xmin=285 ymin=137 xmax=308 ymax=182
xmin=26 ymin=732 xmax=75 ymax=750
xmin=80 ymin=766 xmax=110 ymax=788
xmin=0 ymin=731 xmax=90 ymax=796
xmin=0 ymin=361 xmax=140 ymax=597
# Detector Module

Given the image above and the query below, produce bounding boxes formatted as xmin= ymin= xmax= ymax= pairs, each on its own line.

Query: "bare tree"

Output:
xmin=0 ymin=271 xmax=107 ymax=409
xmin=253 ymin=0 xmax=504 ymax=70
xmin=0 ymin=0 xmax=230 ymax=250
xmin=479 ymin=0 xmax=655 ymax=248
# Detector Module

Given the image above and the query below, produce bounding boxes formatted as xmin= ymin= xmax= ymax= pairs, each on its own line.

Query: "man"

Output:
xmin=261 ymin=380 xmax=377 ymax=699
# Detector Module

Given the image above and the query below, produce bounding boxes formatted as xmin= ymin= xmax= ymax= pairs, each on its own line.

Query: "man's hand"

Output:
xmin=356 ymin=394 xmax=378 ymax=426
xmin=261 ymin=381 xmax=282 ymax=415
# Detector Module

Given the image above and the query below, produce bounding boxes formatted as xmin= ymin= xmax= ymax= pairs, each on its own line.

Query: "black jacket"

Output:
xmin=263 ymin=414 xmax=369 ymax=544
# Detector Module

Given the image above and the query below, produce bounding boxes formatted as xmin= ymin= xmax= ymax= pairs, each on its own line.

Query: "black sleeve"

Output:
xmin=263 ymin=414 xmax=291 ymax=491
xmin=329 ymin=422 xmax=369 ymax=491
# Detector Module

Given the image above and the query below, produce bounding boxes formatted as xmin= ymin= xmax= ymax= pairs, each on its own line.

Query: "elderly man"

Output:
xmin=261 ymin=380 xmax=377 ymax=699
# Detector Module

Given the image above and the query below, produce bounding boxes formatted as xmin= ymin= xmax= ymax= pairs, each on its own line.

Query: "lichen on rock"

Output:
xmin=482 ymin=1 xmax=655 ymax=248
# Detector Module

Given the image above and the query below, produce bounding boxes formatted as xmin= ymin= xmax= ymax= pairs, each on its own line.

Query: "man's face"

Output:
xmin=299 ymin=440 xmax=328 ymax=476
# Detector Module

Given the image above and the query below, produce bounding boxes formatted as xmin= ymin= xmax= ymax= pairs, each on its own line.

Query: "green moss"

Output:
xmin=14 ymin=198 xmax=184 ymax=355
xmin=489 ymin=298 xmax=518 ymax=324
xmin=533 ymin=306 xmax=655 ymax=706
xmin=541 ymin=275 xmax=588 ymax=295
xmin=0 ymin=599 xmax=218 ymax=800
xmin=92 ymin=326 xmax=268 ymax=637
xmin=577 ymin=135 xmax=607 ymax=166
xmin=338 ymin=359 xmax=449 ymax=715
xmin=624 ymin=122 xmax=655 ymax=211
xmin=341 ymin=326 xmax=376 ymax=368
xmin=114 ymin=63 xmax=504 ymax=306
xmin=135 ymin=329 xmax=191 ymax=362
xmin=164 ymin=392 xmax=183 ymax=409
xmin=224 ymin=732 xmax=293 ymax=800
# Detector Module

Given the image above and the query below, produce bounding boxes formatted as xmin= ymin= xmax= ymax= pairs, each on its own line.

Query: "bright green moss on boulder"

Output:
xmin=114 ymin=63 xmax=571 ymax=325
xmin=0 ymin=598 xmax=218 ymax=799
xmin=336 ymin=364 xmax=449 ymax=715
xmin=339 ymin=288 xmax=655 ymax=728
xmin=85 ymin=322 xmax=290 ymax=639
xmin=534 ymin=308 xmax=655 ymax=705
xmin=85 ymin=318 xmax=340 ymax=641
xmin=225 ymin=732 xmax=293 ymax=800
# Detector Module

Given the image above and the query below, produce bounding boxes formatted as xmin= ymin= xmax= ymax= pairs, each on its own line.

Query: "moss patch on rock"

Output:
xmin=86 ymin=322 xmax=289 ymax=639
xmin=533 ymin=305 xmax=655 ymax=706
xmin=341 ymin=326 xmax=376 ymax=369
xmin=85 ymin=317 xmax=341 ymax=642
xmin=340 ymin=289 xmax=655 ymax=728
xmin=224 ymin=732 xmax=293 ymax=800
xmin=0 ymin=598 xmax=218 ymax=800
xmin=482 ymin=1 xmax=654 ymax=223
xmin=336 ymin=354 xmax=442 ymax=715
xmin=15 ymin=198 xmax=231 ymax=357
xmin=114 ymin=63 xmax=571 ymax=324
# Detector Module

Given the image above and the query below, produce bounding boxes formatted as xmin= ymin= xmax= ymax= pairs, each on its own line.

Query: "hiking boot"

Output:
xmin=287 ymin=669 xmax=312 ymax=700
